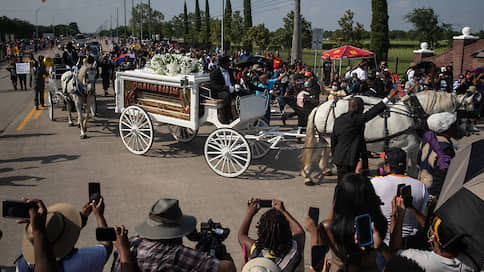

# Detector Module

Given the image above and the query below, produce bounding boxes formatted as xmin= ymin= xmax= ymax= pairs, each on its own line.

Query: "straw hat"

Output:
xmin=242 ymin=258 xmax=281 ymax=272
xmin=22 ymin=203 xmax=82 ymax=264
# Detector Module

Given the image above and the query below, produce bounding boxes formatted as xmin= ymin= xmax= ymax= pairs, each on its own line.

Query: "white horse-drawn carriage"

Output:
xmin=115 ymin=70 xmax=306 ymax=177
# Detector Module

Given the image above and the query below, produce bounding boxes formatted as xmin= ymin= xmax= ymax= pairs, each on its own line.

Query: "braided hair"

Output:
xmin=255 ymin=208 xmax=292 ymax=256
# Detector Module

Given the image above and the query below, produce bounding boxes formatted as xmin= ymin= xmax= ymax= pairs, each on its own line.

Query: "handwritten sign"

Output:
xmin=15 ymin=63 xmax=30 ymax=74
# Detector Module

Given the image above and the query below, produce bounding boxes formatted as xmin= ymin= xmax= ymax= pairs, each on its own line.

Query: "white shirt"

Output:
xmin=220 ymin=67 xmax=234 ymax=93
xmin=371 ymin=174 xmax=429 ymax=244
xmin=353 ymin=67 xmax=368 ymax=81
xmin=407 ymin=68 xmax=415 ymax=82
xmin=399 ymin=249 xmax=477 ymax=272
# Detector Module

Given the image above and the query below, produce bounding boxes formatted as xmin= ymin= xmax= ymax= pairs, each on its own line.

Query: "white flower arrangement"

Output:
xmin=142 ymin=54 xmax=202 ymax=76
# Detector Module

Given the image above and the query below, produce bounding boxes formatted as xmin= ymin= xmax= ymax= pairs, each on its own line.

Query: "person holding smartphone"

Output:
xmin=371 ymin=148 xmax=429 ymax=249
xmin=238 ymin=198 xmax=305 ymax=272
xmin=307 ymin=174 xmax=388 ymax=272
xmin=14 ymin=197 xmax=113 ymax=272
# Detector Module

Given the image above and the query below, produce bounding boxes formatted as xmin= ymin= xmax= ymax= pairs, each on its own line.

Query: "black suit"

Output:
xmin=331 ymin=101 xmax=387 ymax=180
xmin=210 ymin=67 xmax=236 ymax=123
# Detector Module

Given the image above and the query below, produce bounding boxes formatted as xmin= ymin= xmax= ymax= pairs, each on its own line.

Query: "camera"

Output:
xmin=187 ymin=219 xmax=230 ymax=259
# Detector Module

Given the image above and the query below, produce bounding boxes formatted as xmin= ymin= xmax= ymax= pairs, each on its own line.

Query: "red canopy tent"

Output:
xmin=321 ymin=45 xmax=377 ymax=75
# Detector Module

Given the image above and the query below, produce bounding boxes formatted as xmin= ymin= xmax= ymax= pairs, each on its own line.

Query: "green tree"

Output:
xmin=230 ymin=11 xmax=244 ymax=45
xmin=183 ymin=1 xmax=189 ymax=35
xmin=243 ymin=0 xmax=252 ymax=31
xmin=195 ymin=0 xmax=201 ymax=32
xmin=332 ymin=9 xmax=365 ymax=48
xmin=203 ymin=0 xmax=210 ymax=43
xmin=69 ymin=22 xmax=80 ymax=34
xmin=129 ymin=3 xmax=164 ymax=39
xmin=224 ymin=0 xmax=232 ymax=45
xmin=281 ymin=11 xmax=312 ymax=48
xmin=243 ymin=24 xmax=270 ymax=50
xmin=370 ymin=0 xmax=389 ymax=62
xmin=404 ymin=8 xmax=449 ymax=48
xmin=210 ymin=19 xmax=221 ymax=45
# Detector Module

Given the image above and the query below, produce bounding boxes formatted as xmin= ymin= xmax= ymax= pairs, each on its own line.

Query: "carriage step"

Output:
xmin=201 ymin=99 xmax=224 ymax=108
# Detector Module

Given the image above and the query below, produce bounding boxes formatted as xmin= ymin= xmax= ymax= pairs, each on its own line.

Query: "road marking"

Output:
xmin=17 ymin=92 xmax=49 ymax=130
xmin=17 ymin=107 xmax=37 ymax=131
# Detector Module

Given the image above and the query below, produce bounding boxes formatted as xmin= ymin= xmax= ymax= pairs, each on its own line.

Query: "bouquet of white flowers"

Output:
xmin=143 ymin=54 xmax=202 ymax=76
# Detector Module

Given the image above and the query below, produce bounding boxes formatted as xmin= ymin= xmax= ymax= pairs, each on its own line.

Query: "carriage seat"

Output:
xmin=199 ymin=81 xmax=224 ymax=108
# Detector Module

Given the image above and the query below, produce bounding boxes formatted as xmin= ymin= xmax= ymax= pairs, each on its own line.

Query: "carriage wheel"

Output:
xmin=119 ymin=105 xmax=154 ymax=155
xmin=204 ymin=128 xmax=251 ymax=178
xmin=247 ymin=119 xmax=271 ymax=160
xmin=47 ymin=91 xmax=55 ymax=121
xmin=167 ymin=125 xmax=198 ymax=143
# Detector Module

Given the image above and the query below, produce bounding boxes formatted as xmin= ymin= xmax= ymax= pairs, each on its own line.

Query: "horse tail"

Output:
xmin=301 ymin=106 xmax=318 ymax=170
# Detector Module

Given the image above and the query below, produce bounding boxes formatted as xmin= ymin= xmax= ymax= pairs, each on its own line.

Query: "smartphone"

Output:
xmin=401 ymin=185 xmax=412 ymax=199
xmin=88 ymin=182 xmax=101 ymax=204
xmin=396 ymin=184 xmax=406 ymax=197
xmin=308 ymin=207 xmax=320 ymax=224
xmin=2 ymin=200 xmax=37 ymax=219
xmin=355 ymin=214 xmax=373 ymax=247
xmin=258 ymin=200 xmax=273 ymax=208
xmin=96 ymin=227 xmax=116 ymax=241
xmin=311 ymin=245 xmax=327 ymax=268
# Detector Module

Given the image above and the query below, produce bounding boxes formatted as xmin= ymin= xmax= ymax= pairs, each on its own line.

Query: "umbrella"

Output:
xmin=235 ymin=56 xmax=271 ymax=68
xmin=113 ymin=53 xmax=135 ymax=64
xmin=435 ymin=139 xmax=484 ymax=270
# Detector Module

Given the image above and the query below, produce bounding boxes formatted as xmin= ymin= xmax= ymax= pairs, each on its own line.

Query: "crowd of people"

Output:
xmin=2 ymin=37 xmax=482 ymax=272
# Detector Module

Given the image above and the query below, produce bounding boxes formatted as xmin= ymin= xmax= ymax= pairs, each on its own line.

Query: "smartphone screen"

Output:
xmin=401 ymin=185 xmax=412 ymax=198
xmin=2 ymin=200 xmax=37 ymax=219
xmin=396 ymin=184 xmax=406 ymax=197
xmin=308 ymin=207 xmax=319 ymax=224
xmin=258 ymin=200 xmax=273 ymax=208
xmin=88 ymin=182 xmax=101 ymax=204
xmin=355 ymin=214 xmax=373 ymax=247
xmin=96 ymin=227 xmax=116 ymax=241
xmin=311 ymin=245 xmax=327 ymax=268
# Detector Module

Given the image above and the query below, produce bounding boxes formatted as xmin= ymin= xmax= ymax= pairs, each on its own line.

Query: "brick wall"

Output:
xmin=419 ymin=39 xmax=484 ymax=78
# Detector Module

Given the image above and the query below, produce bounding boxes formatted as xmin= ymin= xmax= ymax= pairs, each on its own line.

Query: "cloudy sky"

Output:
xmin=1 ymin=0 xmax=483 ymax=34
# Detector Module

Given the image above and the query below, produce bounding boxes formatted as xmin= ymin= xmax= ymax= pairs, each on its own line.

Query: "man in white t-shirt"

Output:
xmin=371 ymin=147 xmax=429 ymax=245
xmin=352 ymin=63 xmax=368 ymax=81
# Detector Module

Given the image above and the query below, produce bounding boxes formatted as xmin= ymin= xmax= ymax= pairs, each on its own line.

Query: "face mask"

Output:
xmin=332 ymin=86 xmax=338 ymax=90
xmin=304 ymin=81 xmax=309 ymax=87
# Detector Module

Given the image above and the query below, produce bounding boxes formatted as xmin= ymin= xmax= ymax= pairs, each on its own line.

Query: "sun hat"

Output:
xmin=22 ymin=203 xmax=82 ymax=264
xmin=242 ymin=258 xmax=281 ymax=272
xmin=135 ymin=199 xmax=196 ymax=240
xmin=427 ymin=112 xmax=457 ymax=134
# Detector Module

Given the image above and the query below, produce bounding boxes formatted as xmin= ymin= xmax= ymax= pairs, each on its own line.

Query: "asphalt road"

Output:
xmin=0 ymin=48 xmax=482 ymax=271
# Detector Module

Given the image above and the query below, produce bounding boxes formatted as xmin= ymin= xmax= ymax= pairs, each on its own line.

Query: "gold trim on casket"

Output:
xmin=123 ymin=80 xmax=191 ymax=121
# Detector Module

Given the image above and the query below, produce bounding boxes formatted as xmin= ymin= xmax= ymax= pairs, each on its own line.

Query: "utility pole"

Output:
xmin=116 ymin=7 xmax=119 ymax=38
xmin=148 ymin=0 xmax=152 ymax=40
xmin=221 ymin=0 xmax=224 ymax=54
xmin=291 ymin=0 xmax=302 ymax=64
xmin=110 ymin=13 xmax=113 ymax=38
xmin=124 ymin=0 xmax=127 ymax=37
xmin=131 ymin=0 xmax=134 ymax=37
xmin=35 ymin=7 xmax=42 ymax=39
xmin=140 ymin=0 xmax=143 ymax=39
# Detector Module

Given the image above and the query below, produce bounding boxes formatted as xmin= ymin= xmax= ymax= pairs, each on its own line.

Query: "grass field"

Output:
xmin=273 ymin=40 xmax=450 ymax=77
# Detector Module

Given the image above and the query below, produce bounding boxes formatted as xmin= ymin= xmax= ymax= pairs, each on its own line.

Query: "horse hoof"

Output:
xmin=322 ymin=170 xmax=332 ymax=176
xmin=69 ymin=123 xmax=75 ymax=127
xmin=80 ymin=135 xmax=87 ymax=139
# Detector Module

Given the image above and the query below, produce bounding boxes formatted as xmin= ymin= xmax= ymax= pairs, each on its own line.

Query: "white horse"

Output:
xmin=61 ymin=61 xmax=96 ymax=139
xmin=300 ymin=91 xmax=475 ymax=182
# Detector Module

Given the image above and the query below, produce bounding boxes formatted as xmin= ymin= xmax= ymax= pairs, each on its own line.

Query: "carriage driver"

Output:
xmin=210 ymin=56 xmax=242 ymax=124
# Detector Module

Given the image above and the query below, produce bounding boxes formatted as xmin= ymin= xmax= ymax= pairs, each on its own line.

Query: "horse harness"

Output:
xmin=318 ymin=95 xmax=428 ymax=150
